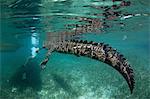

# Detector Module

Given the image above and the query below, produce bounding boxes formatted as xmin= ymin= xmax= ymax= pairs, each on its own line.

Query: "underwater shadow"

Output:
xmin=9 ymin=58 xmax=42 ymax=92
xmin=51 ymin=73 xmax=78 ymax=96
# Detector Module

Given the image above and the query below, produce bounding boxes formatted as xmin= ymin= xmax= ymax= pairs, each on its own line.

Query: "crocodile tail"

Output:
xmin=103 ymin=43 xmax=135 ymax=93
xmin=54 ymin=40 xmax=135 ymax=93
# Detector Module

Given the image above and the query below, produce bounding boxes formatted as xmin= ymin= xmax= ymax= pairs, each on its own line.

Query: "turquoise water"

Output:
xmin=0 ymin=0 xmax=150 ymax=99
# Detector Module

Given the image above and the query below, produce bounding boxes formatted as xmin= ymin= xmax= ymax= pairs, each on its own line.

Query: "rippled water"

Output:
xmin=0 ymin=0 xmax=150 ymax=99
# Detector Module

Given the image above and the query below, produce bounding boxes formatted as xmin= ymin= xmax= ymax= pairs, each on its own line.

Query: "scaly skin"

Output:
xmin=40 ymin=40 xmax=135 ymax=94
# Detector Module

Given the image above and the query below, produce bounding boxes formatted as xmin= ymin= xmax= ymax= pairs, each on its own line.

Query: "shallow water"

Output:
xmin=0 ymin=0 xmax=150 ymax=99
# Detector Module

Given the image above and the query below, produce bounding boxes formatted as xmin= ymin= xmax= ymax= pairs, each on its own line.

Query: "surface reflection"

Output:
xmin=31 ymin=32 xmax=39 ymax=57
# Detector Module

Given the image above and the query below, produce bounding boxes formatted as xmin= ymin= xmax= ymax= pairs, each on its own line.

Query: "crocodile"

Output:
xmin=38 ymin=39 xmax=135 ymax=94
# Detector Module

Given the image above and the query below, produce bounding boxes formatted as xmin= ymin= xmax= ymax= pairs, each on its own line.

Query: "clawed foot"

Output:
xmin=40 ymin=57 xmax=49 ymax=69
